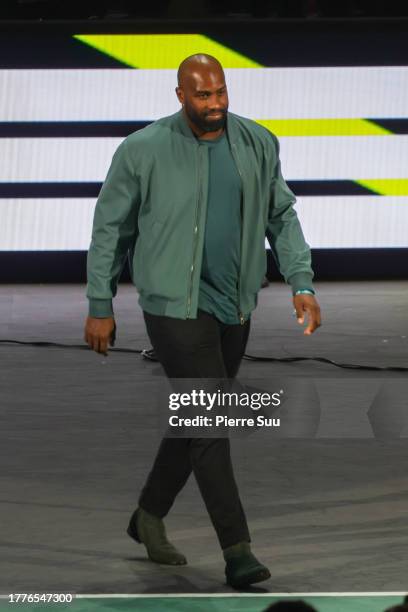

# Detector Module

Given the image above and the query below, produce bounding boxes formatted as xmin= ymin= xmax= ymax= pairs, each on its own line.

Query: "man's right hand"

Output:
xmin=84 ymin=316 xmax=116 ymax=355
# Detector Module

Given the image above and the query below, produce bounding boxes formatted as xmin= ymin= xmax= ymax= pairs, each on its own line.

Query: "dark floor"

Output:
xmin=0 ymin=281 xmax=407 ymax=595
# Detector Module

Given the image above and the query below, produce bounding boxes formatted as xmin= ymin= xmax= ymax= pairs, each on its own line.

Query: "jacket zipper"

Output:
xmin=186 ymin=145 xmax=201 ymax=318
xmin=231 ymin=142 xmax=245 ymax=325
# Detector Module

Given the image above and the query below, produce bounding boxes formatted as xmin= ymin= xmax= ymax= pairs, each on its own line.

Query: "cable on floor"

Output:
xmin=0 ymin=339 xmax=406 ymax=372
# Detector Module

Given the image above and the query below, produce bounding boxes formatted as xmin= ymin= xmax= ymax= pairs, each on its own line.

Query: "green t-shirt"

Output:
xmin=198 ymin=131 xmax=243 ymax=325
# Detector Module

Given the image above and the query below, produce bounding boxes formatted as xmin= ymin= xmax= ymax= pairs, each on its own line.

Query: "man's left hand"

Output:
xmin=293 ymin=294 xmax=322 ymax=335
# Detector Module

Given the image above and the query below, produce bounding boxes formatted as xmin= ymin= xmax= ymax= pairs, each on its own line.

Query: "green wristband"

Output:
xmin=295 ymin=289 xmax=315 ymax=296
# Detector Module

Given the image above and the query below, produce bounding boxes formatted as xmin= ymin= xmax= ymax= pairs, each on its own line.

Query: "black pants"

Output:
xmin=138 ymin=309 xmax=251 ymax=549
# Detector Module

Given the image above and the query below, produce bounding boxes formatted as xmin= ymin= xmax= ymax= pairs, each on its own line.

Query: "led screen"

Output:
xmin=0 ymin=32 xmax=407 ymax=251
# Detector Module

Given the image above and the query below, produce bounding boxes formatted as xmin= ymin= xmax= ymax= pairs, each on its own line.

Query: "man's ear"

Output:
xmin=175 ymin=86 xmax=184 ymax=105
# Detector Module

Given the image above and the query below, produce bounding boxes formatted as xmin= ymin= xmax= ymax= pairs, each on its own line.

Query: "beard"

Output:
xmin=184 ymin=102 xmax=228 ymax=133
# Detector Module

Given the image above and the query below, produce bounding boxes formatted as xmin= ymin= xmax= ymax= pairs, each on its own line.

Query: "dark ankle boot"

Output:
xmin=127 ymin=507 xmax=187 ymax=566
xmin=223 ymin=542 xmax=271 ymax=588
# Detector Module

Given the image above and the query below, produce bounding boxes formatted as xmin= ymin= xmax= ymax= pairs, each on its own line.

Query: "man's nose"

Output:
xmin=208 ymin=101 xmax=224 ymax=112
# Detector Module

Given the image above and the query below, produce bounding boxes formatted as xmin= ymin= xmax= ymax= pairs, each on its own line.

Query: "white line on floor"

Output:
xmin=75 ymin=592 xmax=406 ymax=598
xmin=1 ymin=593 xmax=405 ymax=600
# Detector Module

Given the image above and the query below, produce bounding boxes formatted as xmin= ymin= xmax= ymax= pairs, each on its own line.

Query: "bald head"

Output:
xmin=175 ymin=54 xmax=228 ymax=136
xmin=177 ymin=54 xmax=224 ymax=87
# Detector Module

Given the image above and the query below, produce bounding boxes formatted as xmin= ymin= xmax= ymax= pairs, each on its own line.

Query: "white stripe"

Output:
xmin=0 ymin=138 xmax=122 ymax=182
xmin=229 ymin=66 xmax=408 ymax=119
xmin=1 ymin=67 xmax=407 ymax=121
xmin=0 ymin=69 xmax=179 ymax=121
xmin=0 ymin=199 xmax=95 ymax=251
xmin=74 ymin=592 xmax=406 ymax=598
xmin=279 ymin=136 xmax=408 ymax=180
xmin=1 ymin=196 xmax=407 ymax=251
xmin=0 ymin=591 xmax=406 ymax=599
xmin=0 ymin=593 xmax=405 ymax=599
xmin=294 ymin=196 xmax=408 ymax=248
xmin=1 ymin=136 xmax=408 ymax=182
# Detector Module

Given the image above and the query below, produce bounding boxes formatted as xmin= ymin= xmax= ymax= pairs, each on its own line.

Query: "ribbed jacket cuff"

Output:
xmin=289 ymin=272 xmax=315 ymax=295
xmin=88 ymin=298 xmax=114 ymax=318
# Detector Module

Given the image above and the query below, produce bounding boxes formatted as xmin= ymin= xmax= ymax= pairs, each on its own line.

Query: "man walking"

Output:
xmin=84 ymin=54 xmax=321 ymax=587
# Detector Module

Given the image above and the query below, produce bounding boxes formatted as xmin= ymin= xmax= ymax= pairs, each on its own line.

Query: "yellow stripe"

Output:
xmin=355 ymin=179 xmax=408 ymax=196
xmin=256 ymin=118 xmax=391 ymax=136
xmin=73 ymin=34 xmax=261 ymax=69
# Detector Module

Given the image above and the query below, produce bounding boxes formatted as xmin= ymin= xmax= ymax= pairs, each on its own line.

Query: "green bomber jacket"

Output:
xmin=86 ymin=109 xmax=314 ymax=322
